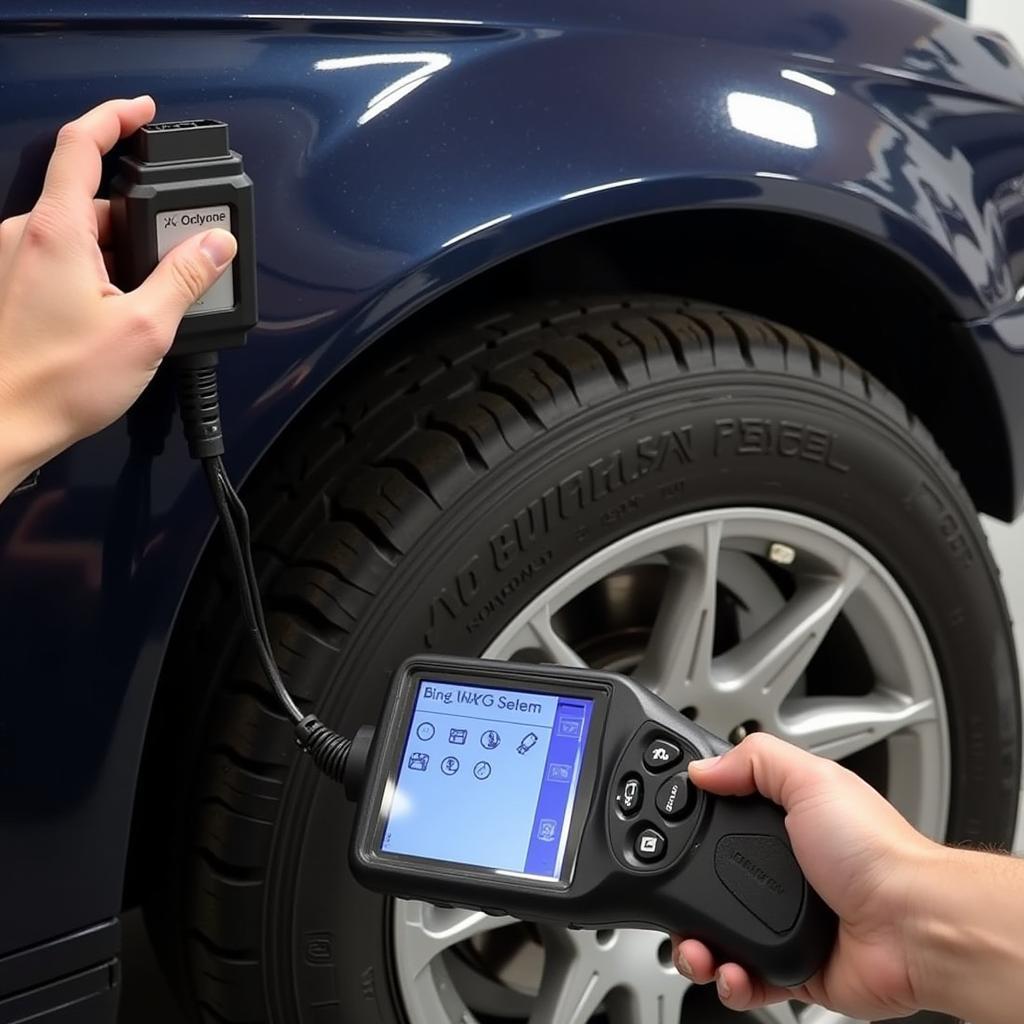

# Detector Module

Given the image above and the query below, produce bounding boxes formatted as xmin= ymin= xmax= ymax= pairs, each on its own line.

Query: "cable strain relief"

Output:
xmin=174 ymin=350 xmax=225 ymax=459
xmin=295 ymin=715 xmax=353 ymax=786
xmin=341 ymin=725 xmax=376 ymax=801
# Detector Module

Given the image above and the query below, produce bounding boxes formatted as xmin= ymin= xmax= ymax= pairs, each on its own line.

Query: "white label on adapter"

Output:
xmin=155 ymin=205 xmax=235 ymax=315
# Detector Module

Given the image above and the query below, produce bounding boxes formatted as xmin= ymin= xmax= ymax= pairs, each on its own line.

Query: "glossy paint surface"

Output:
xmin=2 ymin=0 xmax=1024 ymax=962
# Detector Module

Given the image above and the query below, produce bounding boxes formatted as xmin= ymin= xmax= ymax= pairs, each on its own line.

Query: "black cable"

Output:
xmin=175 ymin=353 xmax=354 ymax=784
xmin=214 ymin=460 xmax=273 ymax=654
xmin=202 ymin=457 xmax=303 ymax=723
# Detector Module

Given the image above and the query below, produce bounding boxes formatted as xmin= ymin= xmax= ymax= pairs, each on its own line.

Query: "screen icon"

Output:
xmin=473 ymin=760 xmax=492 ymax=780
xmin=481 ymin=730 xmax=501 ymax=750
xmin=547 ymin=763 xmax=572 ymax=783
xmin=416 ymin=722 xmax=435 ymax=741
xmin=407 ymin=752 xmax=430 ymax=771
xmin=557 ymin=717 xmax=582 ymax=738
xmin=537 ymin=819 xmax=558 ymax=842
xmin=517 ymin=732 xmax=538 ymax=755
xmin=448 ymin=728 xmax=468 ymax=745
xmin=441 ymin=756 xmax=460 ymax=776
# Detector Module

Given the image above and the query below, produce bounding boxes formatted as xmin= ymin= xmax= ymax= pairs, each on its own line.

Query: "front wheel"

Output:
xmin=156 ymin=297 xmax=1021 ymax=1024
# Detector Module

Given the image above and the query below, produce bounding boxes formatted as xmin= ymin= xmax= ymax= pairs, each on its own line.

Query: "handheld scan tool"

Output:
xmin=347 ymin=656 xmax=836 ymax=988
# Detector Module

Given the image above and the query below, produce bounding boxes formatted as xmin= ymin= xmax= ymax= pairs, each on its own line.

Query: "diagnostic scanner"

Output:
xmin=110 ymin=119 xmax=257 ymax=355
xmin=350 ymin=655 xmax=837 ymax=988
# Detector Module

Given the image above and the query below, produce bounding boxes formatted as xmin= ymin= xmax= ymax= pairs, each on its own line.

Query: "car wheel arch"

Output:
xmin=123 ymin=197 xmax=1013 ymax=911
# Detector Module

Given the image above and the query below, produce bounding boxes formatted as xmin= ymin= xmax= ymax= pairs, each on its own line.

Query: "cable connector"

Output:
xmin=294 ymin=720 xmax=374 ymax=798
xmin=295 ymin=715 xmax=353 ymax=784
xmin=176 ymin=351 xmax=225 ymax=459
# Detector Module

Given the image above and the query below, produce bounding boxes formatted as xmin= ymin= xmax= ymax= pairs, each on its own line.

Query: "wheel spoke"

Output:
xmin=507 ymin=604 xmax=588 ymax=667
xmin=775 ymin=690 xmax=937 ymax=761
xmin=756 ymin=1003 xmax=803 ymax=1024
xmin=796 ymin=1006 xmax=862 ymax=1024
xmin=711 ymin=562 xmax=867 ymax=711
xmin=634 ymin=521 xmax=722 ymax=707
xmin=613 ymin=977 xmax=687 ymax=1024
xmin=396 ymin=902 xmax=516 ymax=979
xmin=530 ymin=937 xmax=612 ymax=1024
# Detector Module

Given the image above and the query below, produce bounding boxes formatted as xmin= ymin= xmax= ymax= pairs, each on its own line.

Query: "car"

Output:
xmin=1 ymin=2 xmax=1023 ymax=1024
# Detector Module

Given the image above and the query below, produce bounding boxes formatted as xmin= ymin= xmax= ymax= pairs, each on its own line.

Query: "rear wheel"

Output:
xmin=153 ymin=297 xmax=1020 ymax=1024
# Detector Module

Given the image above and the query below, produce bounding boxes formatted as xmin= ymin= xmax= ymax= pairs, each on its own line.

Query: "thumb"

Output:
xmin=131 ymin=228 xmax=236 ymax=332
xmin=687 ymin=733 xmax=827 ymax=811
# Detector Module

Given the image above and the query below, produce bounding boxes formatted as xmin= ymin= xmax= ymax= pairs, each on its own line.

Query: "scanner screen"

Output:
xmin=381 ymin=679 xmax=594 ymax=879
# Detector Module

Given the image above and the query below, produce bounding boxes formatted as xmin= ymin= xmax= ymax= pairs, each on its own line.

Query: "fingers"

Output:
xmin=0 ymin=212 xmax=29 ymax=276
xmin=672 ymin=937 xmax=716 ymax=983
xmin=94 ymin=199 xmax=111 ymax=245
xmin=712 ymin=962 xmax=793 ymax=1011
xmin=671 ymin=939 xmax=793 ymax=1010
xmin=36 ymin=96 xmax=155 ymax=230
xmin=687 ymin=732 xmax=830 ymax=808
xmin=126 ymin=227 xmax=236 ymax=336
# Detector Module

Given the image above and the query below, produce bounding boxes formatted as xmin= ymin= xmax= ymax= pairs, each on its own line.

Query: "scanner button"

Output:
xmin=616 ymin=774 xmax=643 ymax=817
xmin=656 ymin=772 xmax=692 ymax=820
xmin=634 ymin=826 xmax=667 ymax=862
xmin=643 ymin=738 xmax=682 ymax=772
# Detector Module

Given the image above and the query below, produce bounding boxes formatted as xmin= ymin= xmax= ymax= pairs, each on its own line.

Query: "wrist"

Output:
xmin=905 ymin=842 xmax=1024 ymax=1023
xmin=0 ymin=383 xmax=48 ymax=500
xmin=902 ymin=842 xmax=965 ymax=1014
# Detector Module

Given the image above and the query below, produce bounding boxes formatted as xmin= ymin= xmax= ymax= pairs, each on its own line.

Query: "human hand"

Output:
xmin=0 ymin=96 xmax=237 ymax=498
xmin=671 ymin=733 xmax=937 ymax=1019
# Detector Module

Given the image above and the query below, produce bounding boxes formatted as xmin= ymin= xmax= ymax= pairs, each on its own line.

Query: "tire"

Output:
xmin=152 ymin=296 xmax=1020 ymax=1024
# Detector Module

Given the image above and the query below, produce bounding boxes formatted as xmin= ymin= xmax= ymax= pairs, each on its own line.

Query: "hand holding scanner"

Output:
xmin=349 ymin=655 xmax=837 ymax=988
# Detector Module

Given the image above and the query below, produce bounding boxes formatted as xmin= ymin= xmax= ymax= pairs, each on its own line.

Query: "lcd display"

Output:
xmin=380 ymin=679 xmax=594 ymax=879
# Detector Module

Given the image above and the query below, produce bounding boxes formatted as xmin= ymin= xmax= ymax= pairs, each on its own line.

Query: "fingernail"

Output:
xmin=131 ymin=94 xmax=153 ymax=103
xmin=674 ymin=950 xmax=693 ymax=978
xmin=716 ymin=970 xmax=731 ymax=1001
xmin=200 ymin=229 xmax=237 ymax=270
xmin=689 ymin=755 xmax=722 ymax=773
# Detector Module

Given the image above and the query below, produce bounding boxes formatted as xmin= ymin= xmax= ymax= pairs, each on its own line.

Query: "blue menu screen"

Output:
xmin=381 ymin=679 xmax=594 ymax=879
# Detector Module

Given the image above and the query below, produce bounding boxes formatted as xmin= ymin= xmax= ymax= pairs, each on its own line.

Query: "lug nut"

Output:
xmin=729 ymin=720 xmax=760 ymax=744
xmin=768 ymin=542 xmax=796 ymax=565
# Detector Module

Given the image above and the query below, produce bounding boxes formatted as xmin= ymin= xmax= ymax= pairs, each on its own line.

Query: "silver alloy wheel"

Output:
xmin=393 ymin=508 xmax=950 ymax=1024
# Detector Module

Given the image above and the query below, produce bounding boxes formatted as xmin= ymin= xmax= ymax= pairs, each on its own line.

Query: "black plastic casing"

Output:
xmin=109 ymin=120 xmax=257 ymax=355
xmin=351 ymin=656 xmax=837 ymax=988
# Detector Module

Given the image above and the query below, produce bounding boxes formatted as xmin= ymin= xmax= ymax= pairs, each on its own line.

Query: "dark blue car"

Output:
xmin=2 ymin=3 xmax=1022 ymax=1023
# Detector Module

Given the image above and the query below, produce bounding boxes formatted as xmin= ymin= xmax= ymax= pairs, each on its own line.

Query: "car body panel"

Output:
xmin=2 ymin=0 xmax=1024 ymax=1002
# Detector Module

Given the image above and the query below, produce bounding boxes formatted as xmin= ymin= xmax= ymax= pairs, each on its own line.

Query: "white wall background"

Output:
xmin=970 ymin=0 xmax=1024 ymax=50
xmin=965 ymin=0 xmax=1024 ymax=851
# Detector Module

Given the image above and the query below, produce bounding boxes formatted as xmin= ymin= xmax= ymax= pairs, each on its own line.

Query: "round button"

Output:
xmin=634 ymin=825 xmax=667 ymax=862
xmin=615 ymin=774 xmax=643 ymax=817
xmin=655 ymin=772 xmax=692 ymax=820
xmin=643 ymin=738 xmax=682 ymax=772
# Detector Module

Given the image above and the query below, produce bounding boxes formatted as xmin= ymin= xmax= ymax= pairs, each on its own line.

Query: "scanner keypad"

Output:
xmin=608 ymin=725 xmax=704 ymax=873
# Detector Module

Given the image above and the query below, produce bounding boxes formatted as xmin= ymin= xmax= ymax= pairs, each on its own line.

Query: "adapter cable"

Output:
xmin=110 ymin=119 xmax=366 ymax=792
xmin=175 ymin=352 xmax=362 ymax=788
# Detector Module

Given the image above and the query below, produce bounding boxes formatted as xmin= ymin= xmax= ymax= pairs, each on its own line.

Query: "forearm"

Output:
xmin=907 ymin=843 xmax=1024 ymax=1023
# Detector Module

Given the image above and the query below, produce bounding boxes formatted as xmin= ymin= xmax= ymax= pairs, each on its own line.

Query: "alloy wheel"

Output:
xmin=392 ymin=508 xmax=950 ymax=1024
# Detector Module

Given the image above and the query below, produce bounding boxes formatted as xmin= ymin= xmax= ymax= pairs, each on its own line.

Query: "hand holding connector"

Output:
xmin=0 ymin=97 xmax=235 ymax=500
